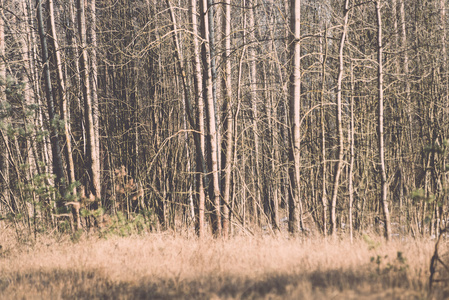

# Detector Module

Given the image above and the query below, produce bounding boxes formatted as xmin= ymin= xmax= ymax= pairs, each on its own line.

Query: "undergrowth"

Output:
xmin=0 ymin=225 xmax=442 ymax=299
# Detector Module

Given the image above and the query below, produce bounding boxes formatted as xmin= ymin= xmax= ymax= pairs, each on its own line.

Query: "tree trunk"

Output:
xmin=288 ymin=0 xmax=303 ymax=234
xmin=330 ymin=0 xmax=349 ymax=237
xmin=376 ymin=0 xmax=392 ymax=241
xmin=47 ymin=0 xmax=79 ymax=229
xmin=221 ymin=0 xmax=233 ymax=238
xmin=200 ymin=0 xmax=221 ymax=236
xmin=91 ymin=0 xmax=100 ymax=166
xmin=248 ymin=0 xmax=261 ymax=227
xmin=190 ymin=0 xmax=206 ymax=238
xmin=320 ymin=27 xmax=328 ymax=236
xmin=0 ymin=1 xmax=9 ymax=214
xmin=349 ymin=62 xmax=355 ymax=244
xmin=47 ymin=0 xmax=76 ymax=191
xmin=36 ymin=0 xmax=66 ymax=195
xmin=77 ymin=0 xmax=101 ymax=203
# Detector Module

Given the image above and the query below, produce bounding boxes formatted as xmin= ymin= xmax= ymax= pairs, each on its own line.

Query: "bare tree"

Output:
xmin=349 ymin=61 xmax=355 ymax=243
xmin=77 ymin=0 xmax=101 ymax=203
xmin=288 ymin=0 xmax=303 ymax=234
xmin=47 ymin=0 xmax=76 ymax=193
xmin=330 ymin=0 xmax=350 ymax=237
xmin=248 ymin=0 xmax=262 ymax=226
xmin=200 ymin=0 xmax=221 ymax=236
xmin=190 ymin=0 xmax=206 ymax=238
xmin=0 ymin=0 xmax=9 ymax=214
xmin=376 ymin=0 xmax=392 ymax=240
xmin=36 ymin=0 xmax=66 ymax=194
xmin=221 ymin=0 xmax=233 ymax=238
xmin=90 ymin=0 xmax=99 ymax=163
xmin=319 ymin=27 xmax=328 ymax=236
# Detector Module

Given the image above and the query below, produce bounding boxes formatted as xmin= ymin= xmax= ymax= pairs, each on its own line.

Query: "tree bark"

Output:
xmin=248 ymin=0 xmax=261 ymax=227
xmin=36 ymin=0 xmax=66 ymax=195
xmin=320 ymin=27 xmax=328 ymax=236
xmin=288 ymin=0 xmax=303 ymax=234
xmin=77 ymin=0 xmax=101 ymax=203
xmin=200 ymin=0 xmax=221 ymax=236
xmin=190 ymin=0 xmax=206 ymax=238
xmin=0 ymin=0 xmax=9 ymax=214
xmin=376 ymin=0 xmax=392 ymax=241
xmin=349 ymin=62 xmax=355 ymax=244
xmin=221 ymin=0 xmax=233 ymax=238
xmin=47 ymin=0 xmax=76 ymax=192
xmin=330 ymin=0 xmax=350 ymax=237
xmin=91 ymin=0 xmax=100 ymax=165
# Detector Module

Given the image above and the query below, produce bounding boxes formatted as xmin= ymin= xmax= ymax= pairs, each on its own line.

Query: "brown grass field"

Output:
xmin=0 ymin=227 xmax=448 ymax=299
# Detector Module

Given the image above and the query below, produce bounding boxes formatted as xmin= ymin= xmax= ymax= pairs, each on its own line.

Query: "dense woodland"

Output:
xmin=0 ymin=0 xmax=448 ymax=240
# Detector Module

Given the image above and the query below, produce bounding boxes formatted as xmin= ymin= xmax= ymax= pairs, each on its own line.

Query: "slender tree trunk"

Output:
xmin=439 ymin=0 xmax=447 ymax=238
xmin=221 ymin=0 xmax=233 ymax=238
xmin=47 ymin=0 xmax=79 ymax=228
xmin=391 ymin=0 xmax=403 ymax=229
xmin=248 ymin=0 xmax=261 ymax=227
xmin=330 ymin=0 xmax=350 ymax=237
xmin=47 ymin=0 xmax=76 ymax=191
xmin=349 ymin=62 xmax=355 ymax=244
xmin=320 ymin=27 xmax=328 ymax=236
xmin=265 ymin=38 xmax=279 ymax=230
xmin=288 ymin=0 xmax=303 ymax=234
xmin=36 ymin=0 xmax=66 ymax=195
xmin=20 ymin=0 xmax=40 ymax=183
xmin=77 ymin=0 xmax=101 ymax=203
xmin=399 ymin=0 xmax=411 ymax=230
xmin=190 ymin=0 xmax=206 ymax=238
xmin=376 ymin=0 xmax=392 ymax=241
xmin=91 ymin=0 xmax=100 ymax=166
xmin=441 ymin=0 xmax=448 ymax=93
xmin=200 ymin=0 xmax=221 ymax=236
xmin=0 ymin=1 xmax=9 ymax=214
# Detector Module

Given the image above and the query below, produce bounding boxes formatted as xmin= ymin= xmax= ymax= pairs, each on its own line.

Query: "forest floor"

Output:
xmin=0 ymin=226 xmax=448 ymax=299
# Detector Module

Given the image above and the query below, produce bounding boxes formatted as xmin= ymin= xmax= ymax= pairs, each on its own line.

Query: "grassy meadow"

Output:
xmin=0 ymin=225 xmax=448 ymax=299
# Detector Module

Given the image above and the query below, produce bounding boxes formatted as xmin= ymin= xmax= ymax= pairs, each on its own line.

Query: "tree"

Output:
xmin=47 ymin=0 xmax=76 ymax=195
xmin=330 ymin=0 xmax=350 ymax=237
xmin=77 ymin=0 xmax=101 ymax=204
xmin=288 ymin=0 xmax=303 ymax=234
xmin=36 ymin=0 xmax=66 ymax=195
xmin=376 ymin=0 xmax=392 ymax=240
xmin=220 ymin=0 xmax=233 ymax=238
xmin=190 ymin=0 xmax=206 ymax=237
xmin=200 ymin=0 xmax=221 ymax=236
xmin=0 ymin=0 xmax=9 ymax=214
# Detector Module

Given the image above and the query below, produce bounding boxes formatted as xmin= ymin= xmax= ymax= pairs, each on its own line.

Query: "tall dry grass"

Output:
xmin=0 ymin=227 xmax=446 ymax=299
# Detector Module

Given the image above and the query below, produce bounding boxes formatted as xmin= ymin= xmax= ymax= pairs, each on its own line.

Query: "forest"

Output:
xmin=1 ymin=0 xmax=449 ymax=241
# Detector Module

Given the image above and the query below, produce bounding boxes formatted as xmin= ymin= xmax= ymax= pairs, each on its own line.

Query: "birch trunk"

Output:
xmin=376 ymin=0 xmax=392 ymax=241
xmin=288 ymin=0 xmax=303 ymax=234
xmin=349 ymin=62 xmax=355 ymax=244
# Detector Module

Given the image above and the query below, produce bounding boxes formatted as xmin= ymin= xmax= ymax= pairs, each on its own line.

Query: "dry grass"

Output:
xmin=0 ymin=227 xmax=447 ymax=299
